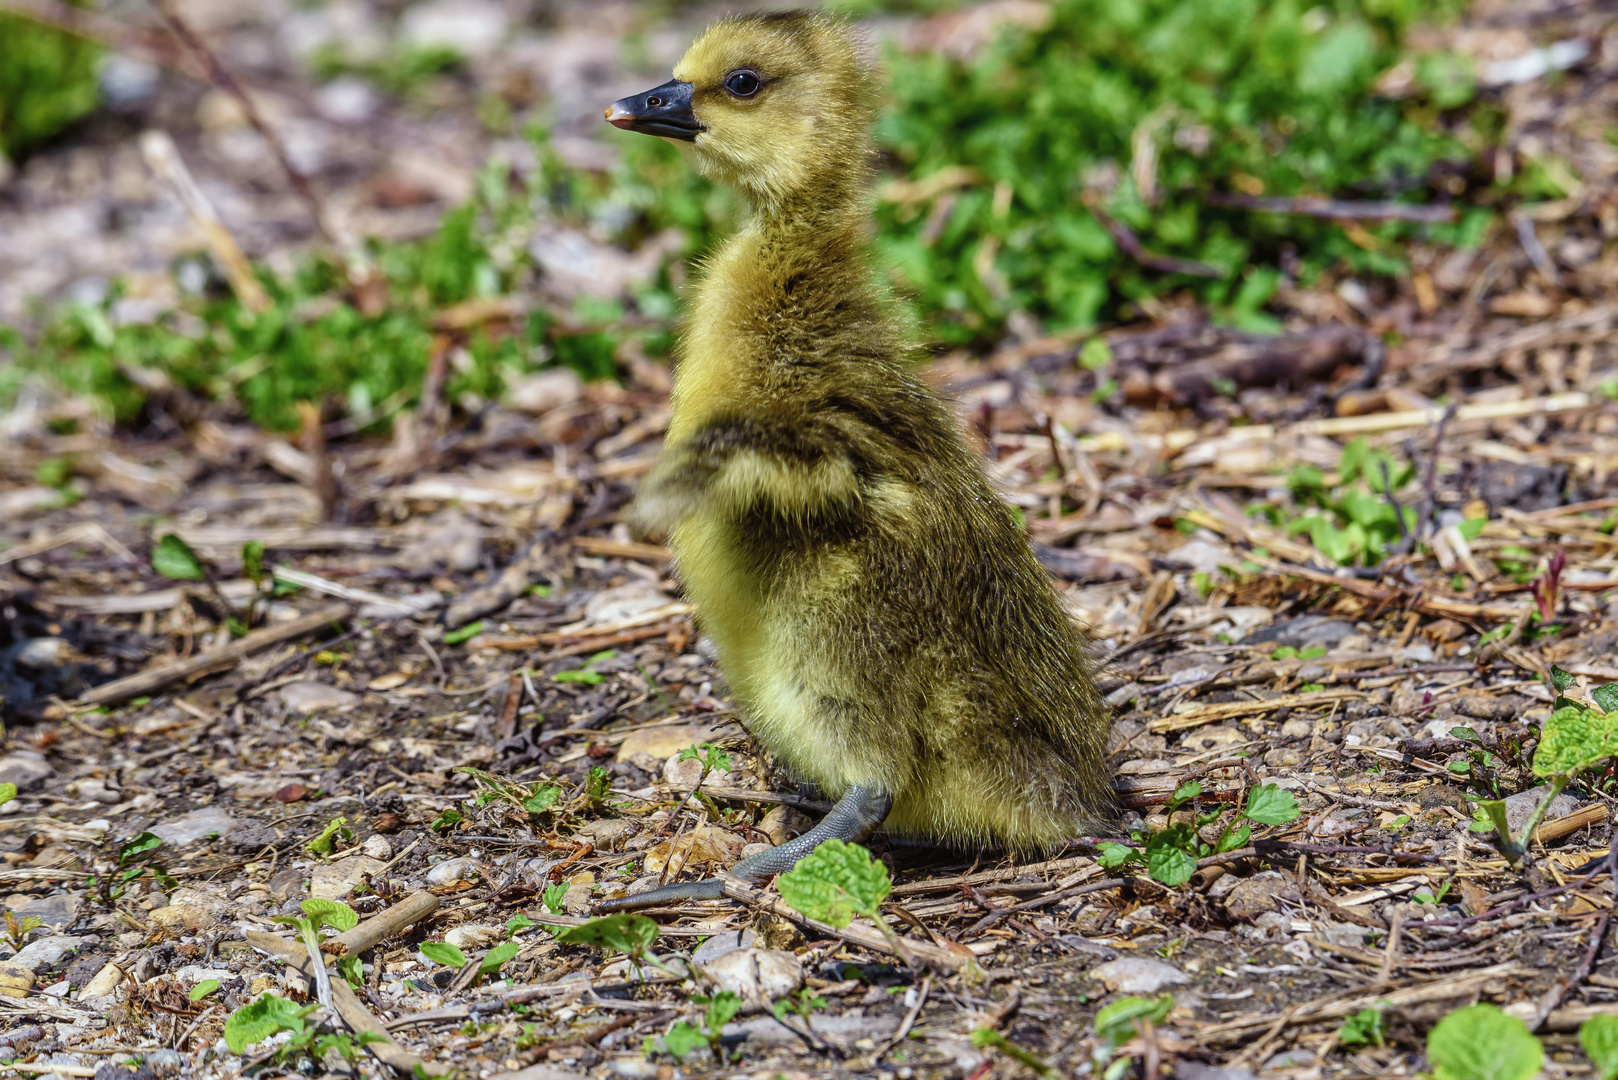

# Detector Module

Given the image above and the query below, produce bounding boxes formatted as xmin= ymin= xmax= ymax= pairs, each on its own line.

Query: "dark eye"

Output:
xmin=724 ymin=70 xmax=761 ymax=97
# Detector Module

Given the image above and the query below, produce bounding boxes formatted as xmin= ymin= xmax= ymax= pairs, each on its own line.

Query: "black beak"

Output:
xmin=605 ymin=79 xmax=701 ymax=141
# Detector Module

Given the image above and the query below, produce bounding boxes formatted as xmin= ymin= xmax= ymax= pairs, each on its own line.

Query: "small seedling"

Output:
xmin=505 ymin=912 xmax=536 ymax=936
xmin=771 ymin=987 xmax=828 ymax=1024
xmin=555 ymin=913 xmax=686 ymax=980
xmin=1097 ymin=781 xmax=1299 ymax=887
xmin=189 ymin=979 xmax=221 ymax=1002
xmin=1091 ymin=995 xmax=1175 ymax=1079
xmin=585 ymin=765 xmax=612 ymax=807
xmin=662 ymin=992 xmax=741 ymax=1064
xmin=541 ymin=882 xmax=569 ymax=915
xmin=272 ymin=898 xmax=358 ymax=1008
xmin=972 ymin=1028 xmax=1056 ymax=1078
xmin=2 ymin=912 xmax=42 ymax=950
xmin=304 ymin=817 xmax=354 ymax=857
xmin=554 ymin=649 xmax=617 ymax=685
xmin=91 ymin=832 xmax=175 ymax=904
xmin=0 ymin=782 xmax=18 ymax=805
xmin=222 ymin=991 xmax=384 ymax=1064
xmin=442 ymin=620 xmax=483 ymax=646
xmin=1336 ymin=1006 xmax=1386 ymax=1049
xmin=1471 ymin=667 xmax=1618 ymax=869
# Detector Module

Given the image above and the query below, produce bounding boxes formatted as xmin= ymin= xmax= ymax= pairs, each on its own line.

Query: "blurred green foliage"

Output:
xmin=0 ymin=131 xmax=724 ymax=432
xmin=1 ymin=0 xmax=1513 ymax=430
xmin=0 ymin=9 xmax=101 ymax=158
xmin=876 ymin=0 xmax=1485 ymax=342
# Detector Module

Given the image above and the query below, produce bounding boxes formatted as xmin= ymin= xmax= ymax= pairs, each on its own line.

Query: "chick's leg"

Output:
xmin=596 ymin=786 xmax=892 ymax=913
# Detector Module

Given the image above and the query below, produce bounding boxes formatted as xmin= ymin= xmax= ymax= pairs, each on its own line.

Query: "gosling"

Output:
xmin=598 ymin=11 xmax=1112 ymax=913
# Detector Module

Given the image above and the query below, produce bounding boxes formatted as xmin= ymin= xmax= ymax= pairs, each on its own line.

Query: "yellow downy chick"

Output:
xmin=599 ymin=11 xmax=1112 ymax=912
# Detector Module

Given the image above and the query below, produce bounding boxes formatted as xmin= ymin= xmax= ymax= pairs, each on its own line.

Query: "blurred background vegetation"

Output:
xmin=0 ymin=0 xmax=1536 ymax=432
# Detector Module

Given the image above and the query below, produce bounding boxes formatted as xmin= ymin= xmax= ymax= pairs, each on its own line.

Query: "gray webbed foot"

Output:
xmin=595 ymin=786 xmax=891 ymax=914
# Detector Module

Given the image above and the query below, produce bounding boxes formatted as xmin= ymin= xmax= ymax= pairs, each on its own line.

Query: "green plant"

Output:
xmin=481 ymin=942 xmax=520 ymax=978
xmin=776 ymin=839 xmax=914 ymax=961
xmin=419 ymin=941 xmax=467 ymax=969
xmin=304 ymin=816 xmax=354 ymax=857
xmin=554 ymin=650 xmax=617 ymax=685
xmin=875 ymin=0 xmax=1477 ymax=344
xmin=272 ymin=898 xmax=358 ymax=1008
xmin=771 ymin=986 xmax=828 ymax=1024
xmin=505 ymin=912 xmax=536 ymax=936
xmin=1471 ymin=667 xmax=1618 ymax=868
xmin=0 ymin=782 xmax=15 ymax=805
xmin=1097 ymin=781 xmax=1299 ymax=886
xmin=1091 ymin=995 xmax=1175 ymax=1080
xmin=585 ymin=765 xmax=612 ymax=807
xmin=1580 ymin=1014 xmax=1618 ymax=1080
xmin=189 ymin=979 xmax=221 ymax=1002
xmin=1412 ymin=880 xmax=1452 ymax=907
xmin=1426 ymin=1003 xmax=1541 ymax=1080
xmin=222 ymin=991 xmax=384 ymax=1064
xmin=971 ymin=1028 xmax=1056 ymax=1077
xmin=336 ymin=954 xmax=364 ymax=990
xmin=541 ymin=882 xmax=569 ymax=915
xmin=90 ymin=832 xmax=176 ymax=904
xmin=1337 ymin=1005 xmax=1386 ymax=1049
xmin=442 ymin=621 xmax=484 ymax=646
xmin=455 ymin=767 xmax=562 ymax=816
xmin=429 ymin=807 xmax=465 ymax=834
xmin=0 ymin=7 xmax=100 ymax=158
xmin=2 ymin=912 xmax=42 ymax=950
xmin=555 ymin=913 xmax=686 ymax=981
xmin=661 ymin=992 xmax=742 ymax=1064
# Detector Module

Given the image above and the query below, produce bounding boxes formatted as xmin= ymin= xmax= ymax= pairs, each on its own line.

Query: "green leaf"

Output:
xmin=555 ymin=913 xmax=659 ymax=958
xmin=1096 ymin=842 xmax=1140 ymax=867
xmin=1242 ymin=784 xmax=1301 ymax=825
xmin=1473 ymin=801 xmax=1510 ymax=836
xmin=119 ymin=833 xmax=163 ymax=864
xmin=506 ymin=912 xmax=536 ymax=936
xmin=1165 ymin=780 xmax=1202 ymax=812
xmin=1215 ymin=822 xmax=1251 ymax=853
xmin=700 ymin=991 xmax=741 ymax=1032
xmin=542 ymin=882 xmax=569 ymax=915
xmin=662 ymin=1022 xmax=705 ymax=1061
xmin=420 ymin=942 xmax=467 ymax=968
xmin=1426 ymin=1004 xmax=1543 ymax=1080
xmin=553 ymin=668 xmax=605 ymax=684
xmin=1549 ymin=665 xmax=1578 ymax=694
xmin=300 ymin=897 xmax=358 ymax=932
xmin=1580 ymin=1015 xmax=1618 ymax=1080
xmin=1458 ymin=517 xmax=1487 ymax=540
xmin=776 ymin=839 xmax=893 ymax=928
xmin=1094 ymin=995 xmax=1174 ymax=1046
xmin=1144 ymin=842 xmax=1196 ymax=888
xmin=152 ymin=534 xmax=206 ymax=581
xmin=1593 ymin=685 xmax=1618 ymax=715
xmin=1533 ymin=705 xmax=1618 ymax=779
xmin=1079 ymin=337 xmax=1112 ymax=371
xmin=223 ymin=993 xmax=307 ymax=1054
xmin=1338 ymin=1006 xmax=1386 ymax=1048
xmin=480 ymin=941 xmax=520 ymax=975
xmin=1450 ymin=727 xmax=1480 ymax=743
xmin=442 ymin=620 xmax=484 ymax=646
xmin=522 ymin=785 xmax=561 ymax=813
xmin=189 ymin=979 xmax=220 ymax=1001
xmin=0 ymin=783 xmax=16 ymax=805
xmin=241 ymin=540 xmax=266 ymax=586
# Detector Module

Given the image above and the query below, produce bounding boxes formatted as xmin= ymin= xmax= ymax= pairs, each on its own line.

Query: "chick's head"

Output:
xmin=607 ymin=11 xmax=872 ymax=209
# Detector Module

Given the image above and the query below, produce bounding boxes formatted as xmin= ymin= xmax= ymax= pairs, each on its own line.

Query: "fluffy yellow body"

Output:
xmin=628 ymin=12 xmax=1113 ymax=852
